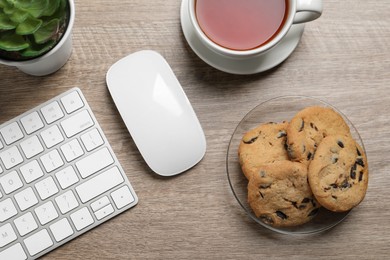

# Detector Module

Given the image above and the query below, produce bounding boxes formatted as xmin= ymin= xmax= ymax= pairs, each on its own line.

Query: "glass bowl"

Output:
xmin=226 ymin=96 xmax=366 ymax=235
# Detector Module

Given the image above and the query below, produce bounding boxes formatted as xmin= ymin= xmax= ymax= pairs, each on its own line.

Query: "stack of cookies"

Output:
xmin=238 ymin=106 xmax=368 ymax=227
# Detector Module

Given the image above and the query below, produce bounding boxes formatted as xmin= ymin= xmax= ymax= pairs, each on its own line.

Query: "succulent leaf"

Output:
xmin=49 ymin=0 xmax=66 ymax=20
xmin=12 ymin=0 xmax=33 ymax=9
xmin=0 ymin=32 xmax=29 ymax=51
xmin=21 ymin=39 xmax=54 ymax=57
xmin=0 ymin=0 xmax=9 ymax=8
xmin=33 ymin=18 xmax=58 ymax=44
xmin=0 ymin=13 xmax=17 ymax=29
xmin=3 ymin=2 xmax=16 ymax=15
xmin=0 ymin=0 xmax=69 ymax=60
xmin=16 ymin=0 xmax=49 ymax=18
xmin=42 ymin=0 xmax=60 ymax=17
xmin=16 ymin=15 xmax=42 ymax=35
xmin=9 ymin=8 xmax=29 ymax=23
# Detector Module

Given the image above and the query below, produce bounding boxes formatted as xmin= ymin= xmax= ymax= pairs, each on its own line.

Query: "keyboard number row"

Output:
xmin=0 ymin=91 xmax=84 ymax=149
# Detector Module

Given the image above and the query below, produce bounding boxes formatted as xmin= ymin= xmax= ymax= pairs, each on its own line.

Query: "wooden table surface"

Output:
xmin=1 ymin=0 xmax=389 ymax=259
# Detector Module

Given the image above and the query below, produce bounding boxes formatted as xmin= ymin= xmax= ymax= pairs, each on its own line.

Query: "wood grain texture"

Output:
xmin=1 ymin=0 xmax=389 ymax=259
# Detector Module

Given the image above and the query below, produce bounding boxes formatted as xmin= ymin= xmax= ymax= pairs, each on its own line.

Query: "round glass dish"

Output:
xmin=226 ymin=96 xmax=366 ymax=235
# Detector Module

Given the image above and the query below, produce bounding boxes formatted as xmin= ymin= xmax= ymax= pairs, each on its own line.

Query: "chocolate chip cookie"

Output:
xmin=286 ymin=106 xmax=351 ymax=166
xmin=308 ymin=135 xmax=368 ymax=212
xmin=247 ymin=161 xmax=320 ymax=227
xmin=238 ymin=122 xmax=289 ymax=180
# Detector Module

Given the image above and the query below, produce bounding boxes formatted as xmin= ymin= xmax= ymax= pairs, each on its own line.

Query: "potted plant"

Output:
xmin=0 ymin=0 xmax=75 ymax=76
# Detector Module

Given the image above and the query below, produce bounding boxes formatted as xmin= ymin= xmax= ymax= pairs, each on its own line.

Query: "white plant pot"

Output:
xmin=0 ymin=0 xmax=75 ymax=76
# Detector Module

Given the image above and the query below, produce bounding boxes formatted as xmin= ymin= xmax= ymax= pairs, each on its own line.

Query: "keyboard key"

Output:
xmin=81 ymin=128 xmax=104 ymax=151
xmin=91 ymin=196 xmax=110 ymax=212
xmin=0 ymin=146 xmax=24 ymax=170
xmin=35 ymin=176 xmax=59 ymax=200
xmin=94 ymin=204 xmax=114 ymax=220
xmin=60 ymin=139 xmax=84 ymax=162
xmin=61 ymin=110 xmax=94 ymax=138
xmin=70 ymin=207 xmax=94 ymax=231
xmin=0 ymin=122 xmax=24 ymax=145
xmin=0 ymin=88 xmax=138 ymax=258
xmin=55 ymin=166 xmax=79 ymax=189
xmin=24 ymin=229 xmax=53 ymax=256
xmin=55 ymin=190 xmax=79 ymax=214
xmin=35 ymin=201 xmax=58 ymax=225
xmin=14 ymin=212 xmax=38 ymax=236
xmin=0 ymin=223 xmax=17 ymax=247
xmin=111 ymin=186 xmax=135 ymax=209
xmin=50 ymin=218 xmax=74 ymax=242
xmin=41 ymin=101 xmax=64 ymax=124
xmin=20 ymin=111 xmax=44 ymax=135
xmin=0 ymin=198 xmax=18 ymax=222
xmin=61 ymin=91 xmax=84 ymax=114
xmin=41 ymin=125 xmax=65 ymax=148
xmin=0 ymin=243 xmax=27 ymax=260
xmin=76 ymin=167 xmax=124 ymax=203
xmin=20 ymin=135 xmax=44 ymax=159
xmin=40 ymin=149 xmax=64 ymax=173
xmin=14 ymin=187 xmax=38 ymax=211
xmin=20 ymin=160 xmax=44 ymax=183
xmin=76 ymin=147 xmax=114 ymax=178
xmin=0 ymin=170 xmax=23 ymax=194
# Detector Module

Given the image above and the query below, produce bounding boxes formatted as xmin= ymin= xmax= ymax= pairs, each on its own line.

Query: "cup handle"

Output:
xmin=293 ymin=0 xmax=323 ymax=24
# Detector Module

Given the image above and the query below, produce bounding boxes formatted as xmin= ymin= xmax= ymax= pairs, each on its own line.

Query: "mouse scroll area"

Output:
xmin=106 ymin=50 xmax=206 ymax=176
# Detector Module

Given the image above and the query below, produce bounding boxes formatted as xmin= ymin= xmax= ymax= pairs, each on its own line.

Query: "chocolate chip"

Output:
xmin=356 ymin=158 xmax=365 ymax=167
xmin=260 ymin=214 xmax=274 ymax=225
xmin=350 ymin=167 xmax=356 ymax=179
xmin=359 ymin=171 xmax=364 ymax=182
xmin=308 ymin=208 xmax=319 ymax=217
xmin=292 ymin=201 xmax=298 ymax=209
xmin=341 ymin=180 xmax=351 ymax=189
xmin=298 ymin=205 xmax=307 ymax=209
xmin=259 ymin=191 xmax=264 ymax=199
xmin=307 ymin=152 xmax=312 ymax=160
xmin=276 ymin=211 xmax=288 ymax=220
xmin=243 ymin=136 xmax=258 ymax=144
xmin=260 ymin=183 xmax=271 ymax=189
xmin=332 ymin=195 xmax=338 ymax=200
xmin=302 ymin=198 xmax=311 ymax=203
xmin=277 ymin=131 xmax=287 ymax=138
xmin=337 ymin=141 xmax=344 ymax=148
xmin=330 ymin=183 xmax=338 ymax=189
xmin=299 ymin=120 xmax=304 ymax=132
xmin=332 ymin=156 xmax=338 ymax=164
xmin=357 ymin=147 xmax=362 ymax=156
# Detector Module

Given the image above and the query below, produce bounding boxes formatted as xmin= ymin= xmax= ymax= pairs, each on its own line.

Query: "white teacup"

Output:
xmin=185 ymin=0 xmax=323 ymax=61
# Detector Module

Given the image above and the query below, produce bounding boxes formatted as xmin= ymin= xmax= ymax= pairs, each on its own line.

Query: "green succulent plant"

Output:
xmin=0 ymin=0 xmax=69 ymax=61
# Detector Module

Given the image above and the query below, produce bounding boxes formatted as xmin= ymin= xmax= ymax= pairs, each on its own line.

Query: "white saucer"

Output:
xmin=180 ymin=0 xmax=305 ymax=75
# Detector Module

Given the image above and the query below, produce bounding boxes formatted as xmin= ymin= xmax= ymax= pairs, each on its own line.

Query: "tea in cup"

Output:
xmin=183 ymin=0 xmax=323 ymax=69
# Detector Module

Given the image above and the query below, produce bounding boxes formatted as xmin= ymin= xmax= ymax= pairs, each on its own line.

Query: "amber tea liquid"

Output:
xmin=195 ymin=0 xmax=288 ymax=51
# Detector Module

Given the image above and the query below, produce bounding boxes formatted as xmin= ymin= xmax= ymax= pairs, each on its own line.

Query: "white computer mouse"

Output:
xmin=106 ymin=50 xmax=206 ymax=177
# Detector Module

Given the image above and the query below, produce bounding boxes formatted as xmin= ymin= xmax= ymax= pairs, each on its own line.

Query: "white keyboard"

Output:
xmin=0 ymin=88 xmax=138 ymax=259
